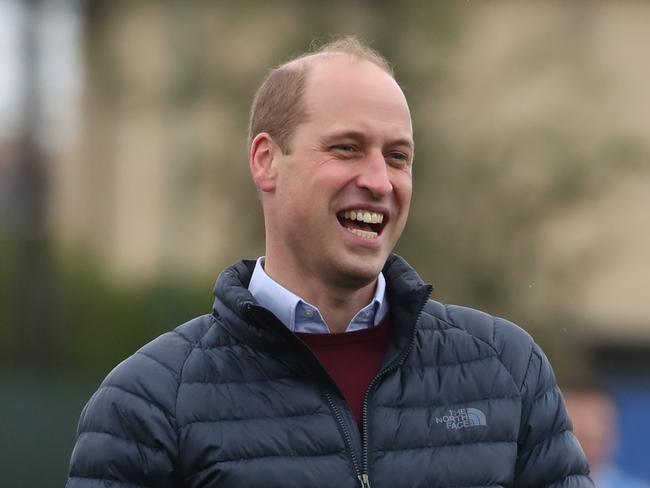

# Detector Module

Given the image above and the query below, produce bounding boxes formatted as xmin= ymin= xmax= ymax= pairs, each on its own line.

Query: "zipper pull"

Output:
xmin=358 ymin=473 xmax=371 ymax=488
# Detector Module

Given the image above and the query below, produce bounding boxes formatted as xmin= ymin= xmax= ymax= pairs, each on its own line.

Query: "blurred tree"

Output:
xmin=8 ymin=0 xmax=54 ymax=371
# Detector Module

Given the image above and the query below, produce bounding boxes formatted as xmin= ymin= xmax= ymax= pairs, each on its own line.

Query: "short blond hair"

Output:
xmin=248 ymin=36 xmax=393 ymax=154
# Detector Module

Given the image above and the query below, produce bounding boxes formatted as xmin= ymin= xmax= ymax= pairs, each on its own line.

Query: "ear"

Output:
xmin=250 ymin=133 xmax=279 ymax=193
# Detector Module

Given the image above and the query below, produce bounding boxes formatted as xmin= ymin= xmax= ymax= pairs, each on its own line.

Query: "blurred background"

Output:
xmin=1 ymin=0 xmax=649 ymax=486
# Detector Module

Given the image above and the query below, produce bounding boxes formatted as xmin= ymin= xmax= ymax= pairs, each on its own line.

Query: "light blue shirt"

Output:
xmin=248 ymin=257 xmax=388 ymax=333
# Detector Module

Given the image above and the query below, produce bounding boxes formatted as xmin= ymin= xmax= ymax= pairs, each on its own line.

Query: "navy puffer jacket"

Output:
xmin=67 ymin=255 xmax=593 ymax=487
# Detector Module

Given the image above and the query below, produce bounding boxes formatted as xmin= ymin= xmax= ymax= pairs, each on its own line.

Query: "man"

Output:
xmin=564 ymin=383 xmax=649 ymax=487
xmin=67 ymin=37 xmax=593 ymax=487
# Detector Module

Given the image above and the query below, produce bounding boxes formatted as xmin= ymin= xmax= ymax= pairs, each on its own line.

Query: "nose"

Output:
xmin=356 ymin=151 xmax=393 ymax=198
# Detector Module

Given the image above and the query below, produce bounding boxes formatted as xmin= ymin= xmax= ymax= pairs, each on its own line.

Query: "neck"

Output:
xmin=302 ymin=284 xmax=377 ymax=333
xmin=264 ymin=256 xmax=378 ymax=334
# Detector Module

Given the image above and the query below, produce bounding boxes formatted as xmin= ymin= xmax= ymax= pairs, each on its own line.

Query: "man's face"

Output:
xmin=263 ymin=56 xmax=413 ymax=290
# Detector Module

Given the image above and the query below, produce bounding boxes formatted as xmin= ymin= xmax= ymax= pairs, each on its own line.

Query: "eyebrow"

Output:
xmin=322 ymin=130 xmax=415 ymax=151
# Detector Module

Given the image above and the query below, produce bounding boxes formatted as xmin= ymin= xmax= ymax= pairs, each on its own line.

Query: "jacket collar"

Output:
xmin=212 ymin=254 xmax=432 ymax=353
xmin=248 ymin=257 xmax=388 ymax=333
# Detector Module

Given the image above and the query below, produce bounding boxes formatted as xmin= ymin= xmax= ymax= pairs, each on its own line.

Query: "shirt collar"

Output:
xmin=248 ymin=257 xmax=388 ymax=333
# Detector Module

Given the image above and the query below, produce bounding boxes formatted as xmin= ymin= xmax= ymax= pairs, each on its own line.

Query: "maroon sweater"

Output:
xmin=296 ymin=316 xmax=391 ymax=428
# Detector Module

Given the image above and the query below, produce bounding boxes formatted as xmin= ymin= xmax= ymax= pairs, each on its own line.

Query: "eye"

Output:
xmin=330 ymin=144 xmax=360 ymax=157
xmin=332 ymin=144 xmax=356 ymax=152
xmin=386 ymin=151 xmax=412 ymax=167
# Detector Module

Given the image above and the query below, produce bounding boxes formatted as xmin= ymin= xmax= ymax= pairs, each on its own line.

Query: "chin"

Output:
xmin=331 ymin=253 xmax=386 ymax=288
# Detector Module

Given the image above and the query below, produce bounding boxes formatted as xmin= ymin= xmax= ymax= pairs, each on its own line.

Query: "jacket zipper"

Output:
xmin=358 ymin=473 xmax=371 ymax=488
xmin=324 ymin=391 xmax=366 ymax=486
xmin=325 ymin=286 xmax=432 ymax=488
xmin=359 ymin=326 xmax=417 ymax=486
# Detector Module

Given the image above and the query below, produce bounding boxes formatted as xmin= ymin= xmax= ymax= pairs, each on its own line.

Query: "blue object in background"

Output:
xmin=610 ymin=381 xmax=650 ymax=482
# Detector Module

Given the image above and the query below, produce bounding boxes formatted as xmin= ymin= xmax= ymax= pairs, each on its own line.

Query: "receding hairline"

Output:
xmin=281 ymin=50 xmax=393 ymax=76
xmin=248 ymin=37 xmax=396 ymax=152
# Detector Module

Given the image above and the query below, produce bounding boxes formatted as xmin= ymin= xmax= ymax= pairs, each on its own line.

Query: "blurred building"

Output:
xmin=45 ymin=1 xmax=650 ymax=340
xmin=51 ymin=2 xmax=273 ymax=282
xmin=1 ymin=2 xmax=647 ymax=342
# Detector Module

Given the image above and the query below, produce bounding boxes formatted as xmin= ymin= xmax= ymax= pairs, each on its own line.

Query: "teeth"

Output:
xmin=341 ymin=210 xmax=384 ymax=224
xmin=345 ymin=227 xmax=378 ymax=239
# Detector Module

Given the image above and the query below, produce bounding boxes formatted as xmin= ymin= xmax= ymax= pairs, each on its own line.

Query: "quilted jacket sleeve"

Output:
xmin=514 ymin=342 xmax=594 ymax=488
xmin=66 ymin=331 xmax=190 ymax=488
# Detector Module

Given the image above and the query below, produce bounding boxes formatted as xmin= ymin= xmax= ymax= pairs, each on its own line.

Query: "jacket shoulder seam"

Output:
xmin=519 ymin=341 xmax=537 ymax=393
xmin=100 ymin=383 xmax=169 ymax=415
xmin=492 ymin=314 xmax=523 ymax=395
xmin=172 ymin=315 xmax=217 ymax=478
xmin=429 ymin=305 xmax=499 ymax=355
xmin=172 ymin=327 xmax=193 ymax=346
xmin=428 ymin=305 xmax=531 ymax=395
xmin=136 ymin=350 xmax=181 ymax=382
xmin=174 ymin=314 xmax=219 ymax=433
xmin=493 ymin=314 xmax=535 ymax=397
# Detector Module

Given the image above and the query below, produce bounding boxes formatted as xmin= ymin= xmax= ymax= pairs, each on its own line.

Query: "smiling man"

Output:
xmin=67 ymin=37 xmax=594 ymax=487
xmin=250 ymin=49 xmax=413 ymax=334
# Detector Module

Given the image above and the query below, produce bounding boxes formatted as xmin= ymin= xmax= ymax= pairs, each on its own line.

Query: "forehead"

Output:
xmin=301 ymin=56 xmax=412 ymax=140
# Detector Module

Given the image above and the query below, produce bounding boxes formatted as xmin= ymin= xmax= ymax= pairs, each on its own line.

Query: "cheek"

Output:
xmin=393 ymin=174 xmax=413 ymax=206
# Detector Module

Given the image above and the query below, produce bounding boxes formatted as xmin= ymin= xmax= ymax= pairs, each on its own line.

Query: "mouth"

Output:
xmin=336 ymin=209 xmax=388 ymax=240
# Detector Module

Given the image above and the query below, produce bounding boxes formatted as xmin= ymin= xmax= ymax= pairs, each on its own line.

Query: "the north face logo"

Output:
xmin=435 ymin=407 xmax=487 ymax=430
